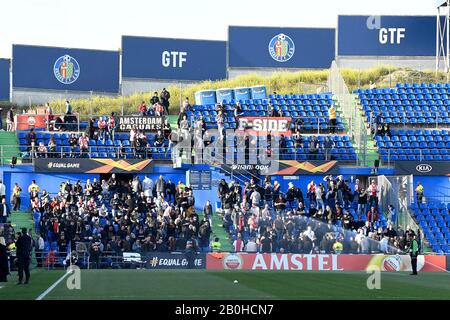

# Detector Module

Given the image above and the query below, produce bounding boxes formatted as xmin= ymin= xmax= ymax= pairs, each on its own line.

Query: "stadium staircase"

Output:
xmin=0 ymin=131 xmax=21 ymax=165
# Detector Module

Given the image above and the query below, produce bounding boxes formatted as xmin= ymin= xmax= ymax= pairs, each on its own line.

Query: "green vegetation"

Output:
xmin=17 ymin=66 xmax=447 ymax=118
xmin=1 ymin=269 xmax=450 ymax=300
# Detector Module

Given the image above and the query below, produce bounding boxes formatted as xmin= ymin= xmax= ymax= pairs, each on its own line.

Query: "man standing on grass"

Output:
xmin=16 ymin=228 xmax=32 ymax=284
xmin=12 ymin=183 xmax=22 ymax=211
xmin=0 ymin=179 xmax=5 ymax=200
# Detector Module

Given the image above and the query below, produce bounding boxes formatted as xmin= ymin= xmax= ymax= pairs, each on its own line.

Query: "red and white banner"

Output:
xmin=206 ymin=253 xmax=446 ymax=272
xmin=236 ymin=117 xmax=292 ymax=136
xmin=15 ymin=114 xmax=47 ymax=130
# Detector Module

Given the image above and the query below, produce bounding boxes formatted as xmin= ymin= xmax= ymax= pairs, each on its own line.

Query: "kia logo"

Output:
xmin=416 ymin=164 xmax=432 ymax=173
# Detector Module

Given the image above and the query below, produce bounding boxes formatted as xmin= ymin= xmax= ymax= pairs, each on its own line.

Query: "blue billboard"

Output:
xmin=338 ymin=15 xmax=438 ymax=56
xmin=122 ymin=36 xmax=227 ymax=81
xmin=13 ymin=45 xmax=119 ymax=93
xmin=0 ymin=59 xmax=10 ymax=101
xmin=228 ymin=26 xmax=335 ymax=68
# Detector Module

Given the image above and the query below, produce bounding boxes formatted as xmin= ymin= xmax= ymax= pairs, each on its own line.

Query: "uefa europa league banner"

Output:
xmin=206 ymin=253 xmax=446 ymax=272
xmin=395 ymin=161 xmax=450 ymax=176
xmin=12 ymin=44 xmax=120 ymax=93
xmin=34 ymin=158 xmax=154 ymax=174
xmin=236 ymin=116 xmax=292 ymax=136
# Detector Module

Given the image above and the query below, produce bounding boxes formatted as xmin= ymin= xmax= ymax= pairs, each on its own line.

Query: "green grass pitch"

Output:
xmin=1 ymin=269 xmax=450 ymax=300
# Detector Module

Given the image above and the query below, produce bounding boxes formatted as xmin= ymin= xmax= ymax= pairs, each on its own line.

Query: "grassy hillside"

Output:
xmin=29 ymin=66 xmax=450 ymax=118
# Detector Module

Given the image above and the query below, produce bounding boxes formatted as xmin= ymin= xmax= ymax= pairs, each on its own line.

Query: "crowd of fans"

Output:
xmin=217 ymin=176 xmax=418 ymax=255
xmin=0 ymin=172 xmax=428 ymax=271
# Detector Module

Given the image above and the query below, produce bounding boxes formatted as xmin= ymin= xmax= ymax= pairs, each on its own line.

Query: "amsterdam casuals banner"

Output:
xmin=394 ymin=161 xmax=450 ymax=176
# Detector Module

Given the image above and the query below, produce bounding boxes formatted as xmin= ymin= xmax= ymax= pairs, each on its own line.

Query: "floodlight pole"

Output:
xmin=436 ymin=0 xmax=450 ymax=73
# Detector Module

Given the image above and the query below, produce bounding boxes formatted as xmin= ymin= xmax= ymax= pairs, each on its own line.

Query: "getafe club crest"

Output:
xmin=268 ymin=33 xmax=295 ymax=62
xmin=54 ymin=54 xmax=80 ymax=84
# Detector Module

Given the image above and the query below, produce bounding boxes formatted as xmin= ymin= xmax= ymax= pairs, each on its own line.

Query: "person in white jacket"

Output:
xmin=0 ymin=180 xmax=5 ymax=200
xmin=244 ymin=237 xmax=258 ymax=252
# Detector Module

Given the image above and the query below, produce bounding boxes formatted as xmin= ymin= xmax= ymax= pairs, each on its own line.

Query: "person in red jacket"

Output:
xmin=139 ymin=101 xmax=147 ymax=116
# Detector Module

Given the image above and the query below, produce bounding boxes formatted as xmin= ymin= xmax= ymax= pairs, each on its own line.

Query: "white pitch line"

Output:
xmin=35 ymin=270 xmax=73 ymax=301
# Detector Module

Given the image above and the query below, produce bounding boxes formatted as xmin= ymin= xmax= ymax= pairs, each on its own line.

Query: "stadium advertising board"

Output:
xmin=187 ymin=170 xmax=212 ymax=190
xmin=34 ymin=158 xmax=154 ymax=173
xmin=221 ymin=160 xmax=339 ymax=176
xmin=236 ymin=117 xmax=292 ymax=136
xmin=228 ymin=26 xmax=335 ymax=68
xmin=16 ymin=114 xmax=47 ymax=130
xmin=207 ymin=253 xmax=446 ymax=272
xmin=118 ymin=116 xmax=165 ymax=132
xmin=270 ymin=160 xmax=339 ymax=175
xmin=338 ymin=15 xmax=437 ymax=56
xmin=122 ymin=36 xmax=227 ymax=81
xmin=395 ymin=161 xmax=450 ymax=176
xmin=12 ymin=44 xmax=119 ymax=93
xmin=144 ymin=252 xmax=206 ymax=269
xmin=221 ymin=164 xmax=272 ymax=175
xmin=0 ymin=59 xmax=10 ymax=101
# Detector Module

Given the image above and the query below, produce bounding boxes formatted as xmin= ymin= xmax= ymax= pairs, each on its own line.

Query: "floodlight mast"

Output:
xmin=436 ymin=0 xmax=450 ymax=73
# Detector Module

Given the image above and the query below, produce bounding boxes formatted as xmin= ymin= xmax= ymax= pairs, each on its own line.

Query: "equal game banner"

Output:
xmin=118 ymin=116 xmax=165 ymax=132
xmin=144 ymin=252 xmax=206 ymax=270
xmin=122 ymin=36 xmax=227 ymax=81
xmin=207 ymin=253 xmax=446 ymax=272
xmin=12 ymin=44 xmax=119 ymax=93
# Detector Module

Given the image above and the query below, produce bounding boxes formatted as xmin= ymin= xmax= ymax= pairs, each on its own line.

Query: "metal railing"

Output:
xmin=378 ymin=148 xmax=450 ymax=163
xmin=6 ymin=144 xmax=172 ymax=162
xmin=328 ymin=61 xmax=368 ymax=164
xmin=14 ymin=113 xmax=81 ymax=132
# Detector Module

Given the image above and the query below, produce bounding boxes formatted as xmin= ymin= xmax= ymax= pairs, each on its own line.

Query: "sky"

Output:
xmin=0 ymin=0 xmax=439 ymax=58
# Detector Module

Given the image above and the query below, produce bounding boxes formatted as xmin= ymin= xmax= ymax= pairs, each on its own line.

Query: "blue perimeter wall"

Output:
xmin=1 ymin=165 xmax=221 ymax=212
xmin=412 ymin=176 xmax=450 ymax=201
